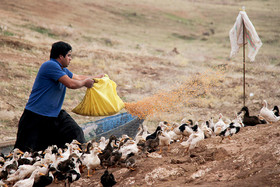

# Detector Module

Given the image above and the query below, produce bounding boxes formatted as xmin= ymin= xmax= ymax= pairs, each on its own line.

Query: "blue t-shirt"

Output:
xmin=25 ymin=58 xmax=73 ymax=117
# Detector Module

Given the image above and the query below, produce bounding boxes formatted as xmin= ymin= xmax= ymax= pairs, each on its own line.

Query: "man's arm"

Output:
xmin=72 ymin=74 xmax=104 ymax=80
xmin=58 ymin=75 xmax=94 ymax=89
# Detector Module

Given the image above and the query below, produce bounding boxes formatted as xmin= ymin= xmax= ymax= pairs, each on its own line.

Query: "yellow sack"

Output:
xmin=72 ymin=75 xmax=125 ymax=116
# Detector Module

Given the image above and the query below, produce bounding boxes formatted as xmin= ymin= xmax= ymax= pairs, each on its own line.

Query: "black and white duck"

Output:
xmin=144 ymin=130 xmax=161 ymax=153
xmin=178 ymin=119 xmax=194 ymax=142
xmin=64 ymin=156 xmax=82 ymax=187
xmin=124 ymin=152 xmax=137 ymax=171
xmin=181 ymin=122 xmax=205 ymax=153
xmin=33 ymin=165 xmax=56 ymax=187
xmin=219 ymin=122 xmax=241 ymax=142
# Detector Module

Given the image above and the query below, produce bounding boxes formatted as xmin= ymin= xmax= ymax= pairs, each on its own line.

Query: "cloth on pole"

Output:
xmin=229 ymin=11 xmax=262 ymax=62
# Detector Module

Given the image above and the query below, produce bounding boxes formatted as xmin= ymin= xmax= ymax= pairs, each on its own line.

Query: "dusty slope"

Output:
xmin=46 ymin=122 xmax=280 ymax=187
xmin=0 ymin=0 xmax=279 ymax=186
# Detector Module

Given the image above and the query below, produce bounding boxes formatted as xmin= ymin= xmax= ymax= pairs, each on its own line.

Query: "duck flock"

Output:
xmin=0 ymin=100 xmax=279 ymax=187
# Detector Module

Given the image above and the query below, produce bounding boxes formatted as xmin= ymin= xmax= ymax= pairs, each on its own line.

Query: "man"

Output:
xmin=14 ymin=41 xmax=104 ymax=152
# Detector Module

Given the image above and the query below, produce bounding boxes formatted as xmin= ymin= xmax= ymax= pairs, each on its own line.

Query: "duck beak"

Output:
xmin=6 ymin=153 xmax=12 ymax=158
xmin=98 ymin=150 xmax=103 ymax=153
xmin=39 ymin=173 xmax=45 ymax=176
xmin=19 ymin=150 xmax=24 ymax=155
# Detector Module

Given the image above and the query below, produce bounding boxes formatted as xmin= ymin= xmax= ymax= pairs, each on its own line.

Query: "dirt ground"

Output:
xmin=0 ymin=0 xmax=280 ymax=186
xmin=45 ymin=121 xmax=280 ymax=187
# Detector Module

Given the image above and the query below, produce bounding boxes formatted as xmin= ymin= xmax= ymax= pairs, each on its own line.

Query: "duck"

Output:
xmin=2 ymin=148 xmax=23 ymax=176
xmin=100 ymin=168 xmax=117 ymax=187
xmin=17 ymin=151 xmax=34 ymax=166
xmin=214 ymin=113 xmax=228 ymax=135
xmin=178 ymin=119 xmax=195 ymax=142
xmin=208 ymin=117 xmax=215 ymax=132
xmin=219 ymin=122 xmax=241 ymax=142
xmin=98 ymin=137 xmax=107 ymax=150
xmin=181 ymin=122 xmax=205 ymax=153
xmin=32 ymin=165 xmax=56 ymax=187
xmin=13 ymin=168 xmax=41 ymax=187
xmin=54 ymin=153 xmax=80 ymax=183
xmin=231 ymin=112 xmax=244 ymax=128
xmin=146 ymin=126 xmax=162 ymax=141
xmin=167 ymin=122 xmax=182 ymax=142
xmin=57 ymin=153 xmax=76 ymax=174
xmin=124 ymin=152 xmax=137 ymax=171
xmin=0 ymin=179 xmax=8 ymax=187
xmin=144 ymin=130 xmax=161 ymax=153
xmin=141 ymin=124 xmax=150 ymax=140
xmin=81 ymin=146 xmax=102 ymax=177
xmin=158 ymin=126 xmax=172 ymax=154
xmin=273 ymin=106 xmax=279 ymax=117
xmin=259 ymin=100 xmax=280 ymax=123
xmin=98 ymin=135 xmax=117 ymax=167
xmin=64 ymin=156 xmax=82 ymax=187
xmin=106 ymin=149 xmax=122 ymax=168
xmin=118 ymin=139 xmax=138 ymax=160
xmin=134 ymin=126 xmax=144 ymax=144
xmin=200 ymin=121 xmax=214 ymax=138
xmin=238 ymin=106 xmax=267 ymax=126
xmin=5 ymin=161 xmax=46 ymax=184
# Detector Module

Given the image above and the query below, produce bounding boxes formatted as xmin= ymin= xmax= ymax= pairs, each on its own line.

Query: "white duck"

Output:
xmin=158 ymin=127 xmax=172 ymax=154
xmin=119 ymin=139 xmax=139 ymax=160
xmin=98 ymin=137 xmax=107 ymax=150
xmin=260 ymin=100 xmax=280 ymax=123
xmin=181 ymin=122 xmax=205 ymax=153
xmin=141 ymin=124 xmax=150 ymax=140
xmin=200 ymin=121 xmax=214 ymax=138
xmin=167 ymin=122 xmax=182 ymax=142
xmin=81 ymin=146 xmax=102 ymax=177
xmin=214 ymin=113 xmax=228 ymax=135
xmin=134 ymin=126 xmax=145 ymax=144
xmin=13 ymin=168 xmax=41 ymax=187
xmin=6 ymin=162 xmax=47 ymax=184
xmin=231 ymin=112 xmax=244 ymax=128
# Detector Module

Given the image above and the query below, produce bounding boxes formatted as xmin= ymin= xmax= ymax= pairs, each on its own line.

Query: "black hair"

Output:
xmin=50 ymin=41 xmax=72 ymax=59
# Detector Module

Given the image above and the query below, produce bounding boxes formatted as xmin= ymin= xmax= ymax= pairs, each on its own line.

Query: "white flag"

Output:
xmin=229 ymin=11 xmax=262 ymax=62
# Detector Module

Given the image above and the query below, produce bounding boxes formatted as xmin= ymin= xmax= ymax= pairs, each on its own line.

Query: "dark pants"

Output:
xmin=14 ymin=109 xmax=85 ymax=152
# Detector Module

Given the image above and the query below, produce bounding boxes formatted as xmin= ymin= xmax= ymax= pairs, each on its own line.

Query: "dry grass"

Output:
xmin=0 ymin=0 xmax=279 ymax=140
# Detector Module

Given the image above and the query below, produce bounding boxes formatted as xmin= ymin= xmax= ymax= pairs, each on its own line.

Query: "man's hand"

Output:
xmin=84 ymin=78 xmax=95 ymax=88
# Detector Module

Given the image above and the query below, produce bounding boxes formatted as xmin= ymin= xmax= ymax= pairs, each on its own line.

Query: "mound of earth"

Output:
xmin=48 ymin=122 xmax=280 ymax=187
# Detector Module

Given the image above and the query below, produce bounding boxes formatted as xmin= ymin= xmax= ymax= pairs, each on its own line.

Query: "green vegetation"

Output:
xmin=27 ymin=24 xmax=57 ymax=38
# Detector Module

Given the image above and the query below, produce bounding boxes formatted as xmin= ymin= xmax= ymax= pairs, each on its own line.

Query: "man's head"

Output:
xmin=50 ymin=41 xmax=72 ymax=59
xmin=50 ymin=41 xmax=72 ymax=68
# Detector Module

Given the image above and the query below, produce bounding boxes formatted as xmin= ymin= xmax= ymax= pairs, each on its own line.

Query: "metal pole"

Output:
xmin=243 ymin=18 xmax=246 ymax=107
